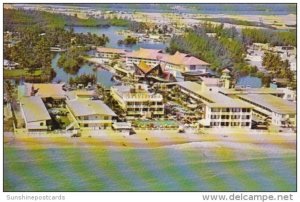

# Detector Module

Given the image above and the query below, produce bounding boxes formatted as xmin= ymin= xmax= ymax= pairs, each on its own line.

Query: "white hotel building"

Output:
xmin=238 ymin=94 xmax=296 ymax=128
xmin=175 ymin=81 xmax=253 ymax=128
xmin=110 ymin=84 xmax=164 ymax=118
xmin=66 ymin=99 xmax=116 ymax=129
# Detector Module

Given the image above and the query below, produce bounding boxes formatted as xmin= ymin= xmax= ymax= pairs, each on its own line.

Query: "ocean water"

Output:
xmin=4 ymin=146 xmax=296 ymax=191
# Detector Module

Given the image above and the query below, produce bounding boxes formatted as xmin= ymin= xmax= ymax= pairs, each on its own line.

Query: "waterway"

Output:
xmin=51 ymin=53 xmax=116 ymax=89
xmin=66 ymin=26 xmax=167 ymax=50
xmin=51 ymin=25 xmax=168 ymax=84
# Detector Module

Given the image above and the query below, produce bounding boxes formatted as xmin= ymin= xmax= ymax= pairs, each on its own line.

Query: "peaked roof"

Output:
xmin=222 ymin=68 xmax=231 ymax=73
xmin=97 ymin=47 xmax=126 ymax=54
xmin=66 ymin=99 xmax=116 ymax=117
xmin=20 ymin=96 xmax=51 ymax=122
xmin=127 ymin=48 xmax=210 ymax=66
xmin=23 ymin=83 xmax=66 ymax=98
xmin=137 ymin=61 xmax=153 ymax=74
xmin=126 ymin=48 xmax=163 ymax=60
xmin=163 ymin=51 xmax=210 ymax=66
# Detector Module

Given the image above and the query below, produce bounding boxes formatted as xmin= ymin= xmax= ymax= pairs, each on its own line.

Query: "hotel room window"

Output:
xmin=190 ymin=65 xmax=196 ymax=70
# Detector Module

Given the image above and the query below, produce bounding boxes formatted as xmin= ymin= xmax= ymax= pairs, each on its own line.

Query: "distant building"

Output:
xmin=273 ymin=46 xmax=296 ymax=55
xmin=251 ymin=43 xmax=270 ymax=51
xmin=163 ymin=51 xmax=210 ymax=75
xmin=110 ymin=84 xmax=164 ymax=118
xmin=95 ymin=47 xmax=126 ymax=64
xmin=20 ymin=96 xmax=51 ymax=132
xmin=126 ymin=48 xmax=210 ymax=76
xmin=126 ymin=48 xmax=163 ymax=68
xmin=278 ymin=88 xmax=296 ymax=102
xmin=206 ymin=33 xmax=217 ymax=38
xmin=238 ymin=94 xmax=296 ymax=128
xmin=66 ymin=99 xmax=116 ymax=129
xmin=4 ymin=59 xmax=19 ymax=70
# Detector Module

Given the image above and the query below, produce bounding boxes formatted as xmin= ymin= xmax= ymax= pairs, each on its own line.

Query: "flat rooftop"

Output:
xmin=238 ymin=94 xmax=296 ymax=114
xmin=219 ymin=88 xmax=284 ymax=95
xmin=176 ymin=81 xmax=252 ymax=108
xmin=200 ymin=77 xmax=220 ymax=86
xmin=96 ymin=47 xmax=126 ymax=54
xmin=112 ymin=84 xmax=149 ymax=95
xmin=66 ymin=90 xmax=96 ymax=100
xmin=20 ymin=83 xmax=66 ymax=98
xmin=20 ymin=96 xmax=51 ymax=122
xmin=66 ymin=99 xmax=116 ymax=117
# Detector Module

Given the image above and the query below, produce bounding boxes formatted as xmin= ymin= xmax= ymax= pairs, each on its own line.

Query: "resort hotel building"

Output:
xmin=126 ymin=48 xmax=210 ymax=75
xmin=96 ymin=47 xmax=210 ymax=78
xmin=95 ymin=47 xmax=126 ymax=64
xmin=171 ymin=81 xmax=296 ymax=129
xmin=172 ymin=81 xmax=253 ymax=128
xmin=110 ymin=84 xmax=164 ymax=118
xmin=66 ymin=99 xmax=116 ymax=129
xmin=237 ymin=94 xmax=296 ymax=128
xmin=18 ymin=83 xmax=117 ymax=132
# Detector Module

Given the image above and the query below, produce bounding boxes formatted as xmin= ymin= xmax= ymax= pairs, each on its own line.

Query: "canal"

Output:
xmin=66 ymin=25 xmax=168 ymax=50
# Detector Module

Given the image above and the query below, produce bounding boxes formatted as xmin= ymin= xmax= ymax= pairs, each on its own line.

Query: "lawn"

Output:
xmin=4 ymin=69 xmax=43 ymax=78
xmin=4 ymin=145 xmax=296 ymax=191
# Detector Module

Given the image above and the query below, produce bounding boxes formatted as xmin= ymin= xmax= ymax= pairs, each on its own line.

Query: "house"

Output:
xmin=278 ymin=88 xmax=296 ymax=102
xmin=206 ymin=33 xmax=217 ymax=38
xmin=4 ymin=59 xmax=19 ymax=70
xmin=163 ymin=51 xmax=210 ymax=75
xmin=66 ymin=99 xmax=116 ymax=129
xmin=238 ymin=94 xmax=296 ymax=128
xmin=175 ymin=81 xmax=253 ymax=128
xmin=20 ymin=96 xmax=51 ymax=132
xmin=110 ymin=84 xmax=164 ymax=118
xmin=19 ymin=83 xmax=66 ymax=100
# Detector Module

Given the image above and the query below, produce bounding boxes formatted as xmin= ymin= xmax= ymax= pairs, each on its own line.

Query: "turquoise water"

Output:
xmin=4 ymin=146 xmax=296 ymax=191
